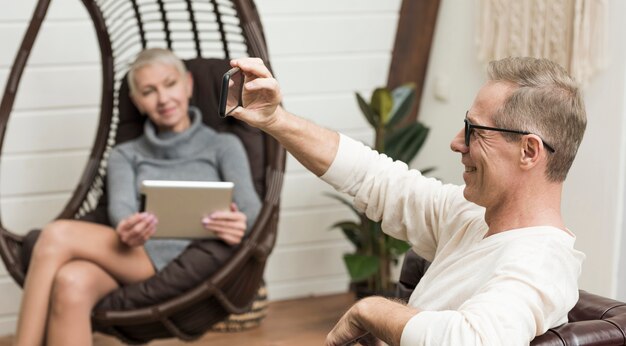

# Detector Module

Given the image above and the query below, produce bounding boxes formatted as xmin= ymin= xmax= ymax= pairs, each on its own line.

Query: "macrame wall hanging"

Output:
xmin=477 ymin=0 xmax=608 ymax=87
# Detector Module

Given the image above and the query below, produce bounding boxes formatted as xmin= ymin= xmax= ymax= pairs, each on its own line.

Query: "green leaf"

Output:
xmin=330 ymin=221 xmax=363 ymax=249
xmin=356 ymin=92 xmax=378 ymax=127
xmin=369 ymin=220 xmax=383 ymax=239
xmin=370 ymin=88 xmax=393 ymax=125
xmin=386 ymin=236 xmax=411 ymax=256
xmin=386 ymin=84 xmax=416 ymax=129
xmin=399 ymin=127 xmax=429 ymax=163
xmin=384 ymin=122 xmax=429 ymax=162
xmin=343 ymin=254 xmax=380 ymax=282
xmin=384 ymin=122 xmax=418 ymax=154
xmin=397 ymin=125 xmax=429 ymax=163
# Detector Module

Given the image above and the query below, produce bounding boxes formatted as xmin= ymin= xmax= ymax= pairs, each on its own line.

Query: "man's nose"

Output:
xmin=450 ymin=128 xmax=468 ymax=153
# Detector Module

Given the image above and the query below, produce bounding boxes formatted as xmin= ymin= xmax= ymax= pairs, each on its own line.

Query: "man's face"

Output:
xmin=450 ymin=81 xmax=521 ymax=208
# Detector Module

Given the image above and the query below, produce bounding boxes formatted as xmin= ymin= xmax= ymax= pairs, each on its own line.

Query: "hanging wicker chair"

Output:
xmin=0 ymin=0 xmax=285 ymax=343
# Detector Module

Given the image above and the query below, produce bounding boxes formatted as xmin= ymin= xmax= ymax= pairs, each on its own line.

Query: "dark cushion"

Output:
xmin=396 ymin=249 xmax=430 ymax=302
xmin=95 ymin=239 xmax=235 ymax=311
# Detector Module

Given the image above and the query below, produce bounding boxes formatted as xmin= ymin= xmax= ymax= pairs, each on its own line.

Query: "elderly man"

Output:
xmin=228 ymin=57 xmax=586 ymax=345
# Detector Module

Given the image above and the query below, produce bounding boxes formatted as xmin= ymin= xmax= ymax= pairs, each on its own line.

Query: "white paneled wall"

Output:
xmin=0 ymin=0 xmax=401 ymax=335
xmin=257 ymin=0 xmax=400 ymax=299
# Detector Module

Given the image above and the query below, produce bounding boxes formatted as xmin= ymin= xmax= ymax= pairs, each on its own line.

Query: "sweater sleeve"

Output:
xmin=107 ymin=146 xmax=139 ymax=228
xmin=400 ymin=237 xmax=582 ymax=346
xmin=217 ymin=134 xmax=261 ymax=233
xmin=321 ymin=134 xmax=482 ymax=260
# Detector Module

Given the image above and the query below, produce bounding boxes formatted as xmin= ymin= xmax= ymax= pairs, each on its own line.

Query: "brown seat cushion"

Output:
xmin=95 ymin=238 xmax=235 ymax=311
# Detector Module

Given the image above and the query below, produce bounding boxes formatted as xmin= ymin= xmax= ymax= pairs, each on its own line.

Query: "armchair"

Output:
xmin=397 ymin=250 xmax=626 ymax=345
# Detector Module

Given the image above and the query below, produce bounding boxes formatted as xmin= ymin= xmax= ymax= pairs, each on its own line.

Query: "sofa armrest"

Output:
xmin=531 ymin=291 xmax=626 ymax=345
xmin=569 ymin=290 xmax=626 ymax=321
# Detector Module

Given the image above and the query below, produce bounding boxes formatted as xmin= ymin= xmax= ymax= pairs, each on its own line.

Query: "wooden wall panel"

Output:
xmin=0 ymin=0 xmax=86 ymax=21
xmin=275 ymin=56 xmax=391 ymax=95
xmin=257 ymin=0 xmax=401 ymax=15
xmin=0 ymin=152 xmax=89 ymax=196
xmin=0 ymin=279 xmax=21 ymax=315
xmin=265 ymin=243 xmax=351 ymax=282
xmin=277 ymin=208 xmax=356 ymax=246
xmin=0 ymin=21 xmax=99 ymax=68
xmin=265 ymin=15 xmax=397 ymax=55
xmin=2 ymin=109 xmax=98 ymax=154
xmin=8 ymin=67 xmax=101 ymax=110
xmin=1 ymin=194 xmax=70 ymax=235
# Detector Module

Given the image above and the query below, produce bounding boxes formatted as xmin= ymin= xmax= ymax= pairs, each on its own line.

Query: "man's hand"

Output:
xmin=228 ymin=58 xmax=283 ymax=131
xmin=202 ymin=203 xmax=247 ymax=246
xmin=326 ymin=296 xmax=419 ymax=346
xmin=229 ymin=57 xmax=339 ymax=177
xmin=116 ymin=212 xmax=158 ymax=247
xmin=326 ymin=303 xmax=369 ymax=346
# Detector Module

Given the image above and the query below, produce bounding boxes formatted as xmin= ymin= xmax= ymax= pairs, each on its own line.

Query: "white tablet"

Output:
xmin=140 ymin=180 xmax=234 ymax=239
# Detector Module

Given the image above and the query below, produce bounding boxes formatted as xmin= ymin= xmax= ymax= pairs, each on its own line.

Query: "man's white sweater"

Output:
xmin=321 ymin=134 xmax=585 ymax=346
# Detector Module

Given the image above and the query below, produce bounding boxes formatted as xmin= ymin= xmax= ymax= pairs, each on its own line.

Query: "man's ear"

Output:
xmin=186 ymin=71 xmax=194 ymax=97
xmin=519 ymin=135 xmax=542 ymax=170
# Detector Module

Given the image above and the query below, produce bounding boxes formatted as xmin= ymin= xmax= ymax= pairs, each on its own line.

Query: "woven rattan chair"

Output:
xmin=0 ymin=0 xmax=285 ymax=343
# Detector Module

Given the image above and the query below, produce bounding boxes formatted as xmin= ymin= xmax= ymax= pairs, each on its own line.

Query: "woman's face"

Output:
xmin=131 ymin=62 xmax=193 ymax=133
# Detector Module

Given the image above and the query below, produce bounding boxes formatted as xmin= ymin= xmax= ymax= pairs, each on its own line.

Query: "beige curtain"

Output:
xmin=477 ymin=0 xmax=608 ymax=86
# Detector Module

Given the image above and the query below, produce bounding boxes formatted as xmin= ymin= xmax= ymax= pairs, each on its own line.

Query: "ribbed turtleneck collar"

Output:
xmin=142 ymin=106 xmax=211 ymax=158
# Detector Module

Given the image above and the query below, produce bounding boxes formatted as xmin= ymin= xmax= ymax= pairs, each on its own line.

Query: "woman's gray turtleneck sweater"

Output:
xmin=106 ymin=107 xmax=260 ymax=270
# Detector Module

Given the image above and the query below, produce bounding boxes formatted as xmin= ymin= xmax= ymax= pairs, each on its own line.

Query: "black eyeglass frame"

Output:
xmin=464 ymin=113 xmax=556 ymax=153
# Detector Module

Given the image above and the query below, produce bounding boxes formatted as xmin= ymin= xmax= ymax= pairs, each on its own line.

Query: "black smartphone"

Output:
xmin=219 ymin=67 xmax=244 ymax=118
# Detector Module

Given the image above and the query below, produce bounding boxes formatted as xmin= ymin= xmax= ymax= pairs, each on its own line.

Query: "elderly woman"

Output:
xmin=14 ymin=48 xmax=261 ymax=346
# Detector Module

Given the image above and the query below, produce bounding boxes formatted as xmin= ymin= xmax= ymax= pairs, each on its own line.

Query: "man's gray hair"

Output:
xmin=488 ymin=57 xmax=587 ymax=182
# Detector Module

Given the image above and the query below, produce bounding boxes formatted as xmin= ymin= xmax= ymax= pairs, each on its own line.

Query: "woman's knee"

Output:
xmin=32 ymin=220 xmax=81 ymax=260
xmin=50 ymin=263 xmax=111 ymax=312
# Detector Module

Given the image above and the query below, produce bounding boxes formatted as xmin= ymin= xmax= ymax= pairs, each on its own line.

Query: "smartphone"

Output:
xmin=219 ymin=67 xmax=244 ymax=118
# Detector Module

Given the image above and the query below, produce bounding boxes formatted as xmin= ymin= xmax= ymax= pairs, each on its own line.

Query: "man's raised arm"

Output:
xmin=229 ymin=58 xmax=339 ymax=177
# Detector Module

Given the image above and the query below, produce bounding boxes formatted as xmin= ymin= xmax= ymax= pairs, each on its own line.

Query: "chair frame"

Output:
xmin=0 ymin=0 xmax=285 ymax=343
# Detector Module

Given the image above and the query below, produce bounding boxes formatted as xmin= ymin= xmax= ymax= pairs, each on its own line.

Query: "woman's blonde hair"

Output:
xmin=127 ymin=48 xmax=187 ymax=95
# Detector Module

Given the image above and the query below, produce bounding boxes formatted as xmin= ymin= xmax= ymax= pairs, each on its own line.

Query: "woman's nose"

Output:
xmin=156 ymin=89 xmax=168 ymax=104
xmin=450 ymin=128 xmax=468 ymax=153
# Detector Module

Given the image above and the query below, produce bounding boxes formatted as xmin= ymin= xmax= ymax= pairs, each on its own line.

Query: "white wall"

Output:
xmin=259 ymin=0 xmax=402 ymax=299
xmin=0 ymin=0 xmax=402 ymax=336
xmin=565 ymin=0 xmax=626 ymax=299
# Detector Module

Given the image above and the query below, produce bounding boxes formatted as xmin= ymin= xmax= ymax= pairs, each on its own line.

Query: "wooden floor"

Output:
xmin=0 ymin=293 xmax=354 ymax=346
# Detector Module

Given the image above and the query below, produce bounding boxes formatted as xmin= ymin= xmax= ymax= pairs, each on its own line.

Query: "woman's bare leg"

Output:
xmin=14 ymin=220 xmax=155 ymax=346
xmin=46 ymin=260 xmax=119 ymax=346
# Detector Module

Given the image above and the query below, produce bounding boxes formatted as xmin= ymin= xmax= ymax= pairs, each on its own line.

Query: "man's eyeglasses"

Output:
xmin=464 ymin=113 xmax=556 ymax=153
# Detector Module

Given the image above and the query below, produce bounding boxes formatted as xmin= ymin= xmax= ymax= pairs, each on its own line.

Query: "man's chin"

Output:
xmin=462 ymin=186 xmax=475 ymax=203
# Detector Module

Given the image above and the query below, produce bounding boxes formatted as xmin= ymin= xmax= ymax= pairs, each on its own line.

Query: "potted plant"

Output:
xmin=327 ymin=83 xmax=432 ymax=297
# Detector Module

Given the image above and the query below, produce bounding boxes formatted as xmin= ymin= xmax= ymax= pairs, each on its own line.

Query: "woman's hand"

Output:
xmin=116 ymin=212 xmax=158 ymax=247
xmin=203 ymin=203 xmax=247 ymax=246
xmin=228 ymin=58 xmax=283 ymax=130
